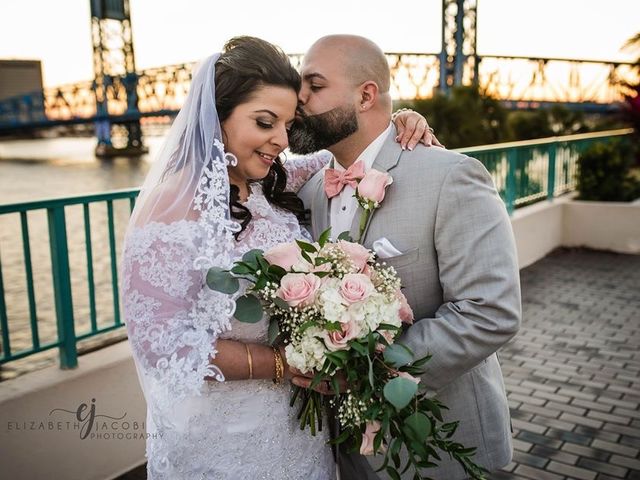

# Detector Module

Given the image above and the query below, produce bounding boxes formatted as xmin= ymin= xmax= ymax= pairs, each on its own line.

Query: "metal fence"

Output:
xmin=0 ymin=189 xmax=138 ymax=368
xmin=457 ymin=129 xmax=633 ymax=214
xmin=0 ymin=129 xmax=633 ymax=369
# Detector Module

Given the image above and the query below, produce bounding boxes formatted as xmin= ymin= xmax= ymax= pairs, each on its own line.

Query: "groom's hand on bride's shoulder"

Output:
xmin=290 ymin=369 xmax=348 ymax=396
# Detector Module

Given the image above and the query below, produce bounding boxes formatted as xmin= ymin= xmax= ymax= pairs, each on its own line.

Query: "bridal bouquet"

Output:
xmin=207 ymin=230 xmax=486 ymax=479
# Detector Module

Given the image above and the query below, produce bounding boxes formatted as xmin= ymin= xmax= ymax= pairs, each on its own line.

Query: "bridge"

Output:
xmin=0 ymin=0 xmax=637 ymax=156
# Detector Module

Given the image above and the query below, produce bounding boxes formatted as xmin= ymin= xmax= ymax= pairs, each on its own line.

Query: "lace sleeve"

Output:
xmin=284 ymin=150 xmax=333 ymax=192
xmin=121 ymin=221 xmax=234 ymax=403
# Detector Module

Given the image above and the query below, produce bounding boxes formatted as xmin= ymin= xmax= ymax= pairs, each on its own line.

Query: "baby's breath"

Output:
xmin=336 ymin=392 xmax=369 ymax=428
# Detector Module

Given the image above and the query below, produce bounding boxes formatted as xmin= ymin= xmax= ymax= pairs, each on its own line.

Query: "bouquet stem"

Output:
xmin=293 ymin=386 xmax=324 ymax=436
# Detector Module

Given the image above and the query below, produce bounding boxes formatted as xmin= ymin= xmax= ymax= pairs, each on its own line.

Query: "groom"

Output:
xmin=290 ymin=35 xmax=521 ymax=479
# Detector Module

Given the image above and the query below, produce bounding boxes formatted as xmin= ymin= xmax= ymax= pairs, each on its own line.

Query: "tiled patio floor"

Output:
xmin=495 ymin=248 xmax=640 ymax=480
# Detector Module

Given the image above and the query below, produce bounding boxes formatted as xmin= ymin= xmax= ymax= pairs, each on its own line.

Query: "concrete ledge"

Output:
xmin=563 ymin=200 xmax=640 ymax=253
xmin=0 ymin=341 xmax=146 ymax=480
xmin=510 ymin=196 xmax=640 ymax=268
xmin=510 ymin=197 xmax=568 ymax=269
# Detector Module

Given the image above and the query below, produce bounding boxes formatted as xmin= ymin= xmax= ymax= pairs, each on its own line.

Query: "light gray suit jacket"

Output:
xmin=298 ymin=131 xmax=521 ymax=480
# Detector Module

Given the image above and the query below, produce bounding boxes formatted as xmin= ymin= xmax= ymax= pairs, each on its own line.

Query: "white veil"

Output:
xmin=121 ymin=53 xmax=241 ymax=414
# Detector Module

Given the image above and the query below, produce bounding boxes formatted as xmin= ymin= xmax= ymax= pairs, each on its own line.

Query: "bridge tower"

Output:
xmin=89 ymin=0 xmax=147 ymax=157
xmin=439 ymin=0 xmax=479 ymax=93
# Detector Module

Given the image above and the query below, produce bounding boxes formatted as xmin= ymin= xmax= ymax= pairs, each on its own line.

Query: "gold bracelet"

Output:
xmin=245 ymin=343 xmax=253 ymax=380
xmin=272 ymin=347 xmax=284 ymax=384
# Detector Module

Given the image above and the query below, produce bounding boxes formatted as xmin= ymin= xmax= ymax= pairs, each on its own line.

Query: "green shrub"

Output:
xmin=577 ymin=140 xmax=640 ymax=201
xmin=395 ymin=86 xmax=508 ymax=148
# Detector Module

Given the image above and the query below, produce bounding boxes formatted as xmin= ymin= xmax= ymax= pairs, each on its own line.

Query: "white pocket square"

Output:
xmin=372 ymin=237 xmax=403 ymax=259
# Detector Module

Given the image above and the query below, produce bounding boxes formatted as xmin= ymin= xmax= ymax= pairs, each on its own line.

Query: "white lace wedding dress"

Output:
xmin=122 ymin=153 xmax=336 ymax=479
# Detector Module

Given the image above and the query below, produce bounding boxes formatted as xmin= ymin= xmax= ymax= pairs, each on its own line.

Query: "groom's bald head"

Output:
xmin=307 ymin=35 xmax=391 ymax=94
xmin=293 ymin=35 xmax=393 ymax=160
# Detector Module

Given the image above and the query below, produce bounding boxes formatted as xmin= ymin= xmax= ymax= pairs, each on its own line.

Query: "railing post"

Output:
xmin=47 ymin=206 xmax=77 ymax=369
xmin=506 ymin=149 xmax=517 ymax=215
xmin=0 ymin=253 xmax=11 ymax=360
xmin=547 ymin=142 xmax=557 ymax=201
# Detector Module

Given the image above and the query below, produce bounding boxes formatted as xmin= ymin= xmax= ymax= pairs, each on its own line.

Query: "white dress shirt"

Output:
xmin=329 ymin=124 xmax=392 ymax=237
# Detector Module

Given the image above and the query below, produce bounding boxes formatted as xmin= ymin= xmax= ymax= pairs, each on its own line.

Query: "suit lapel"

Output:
xmin=349 ymin=131 xmax=403 ymax=244
xmin=311 ymin=163 xmax=331 ymax=240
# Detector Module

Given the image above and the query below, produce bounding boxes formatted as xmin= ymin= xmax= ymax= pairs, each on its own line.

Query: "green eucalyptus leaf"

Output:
xmin=383 ymin=377 xmax=418 ymax=410
xmin=257 ymin=255 xmax=270 ymax=274
xmin=254 ymin=275 xmax=268 ymax=291
xmin=234 ymin=294 xmax=263 ymax=323
xmin=268 ymin=318 xmax=280 ymax=345
xmin=383 ymin=343 xmax=414 ymax=368
xmin=230 ymin=263 xmax=253 ymax=275
xmin=206 ymin=267 xmax=239 ymax=294
xmin=404 ymin=412 xmax=431 ymax=442
xmin=268 ymin=264 xmax=287 ymax=279
xmin=242 ymin=249 xmax=263 ymax=264
xmin=273 ymin=297 xmax=290 ymax=310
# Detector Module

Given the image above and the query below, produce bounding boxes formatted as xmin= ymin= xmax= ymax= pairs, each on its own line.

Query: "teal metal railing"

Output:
xmin=0 ymin=129 xmax=633 ymax=370
xmin=0 ymin=189 xmax=139 ymax=368
xmin=457 ymin=128 xmax=633 ymax=214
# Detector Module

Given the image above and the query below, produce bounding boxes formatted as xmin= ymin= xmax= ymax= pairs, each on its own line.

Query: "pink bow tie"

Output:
xmin=324 ymin=161 xmax=365 ymax=199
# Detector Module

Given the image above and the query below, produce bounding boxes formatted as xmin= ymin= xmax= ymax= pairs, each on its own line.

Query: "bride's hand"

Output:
xmin=290 ymin=368 xmax=348 ymax=396
xmin=391 ymin=108 xmax=444 ymax=150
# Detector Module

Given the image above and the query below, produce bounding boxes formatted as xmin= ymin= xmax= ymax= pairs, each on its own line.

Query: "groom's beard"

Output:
xmin=288 ymin=105 xmax=358 ymax=155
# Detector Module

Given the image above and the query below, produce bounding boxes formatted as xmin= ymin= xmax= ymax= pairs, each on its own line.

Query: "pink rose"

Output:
xmin=323 ymin=317 xmax=361 ymax=351
xmin=276 ymin=273 xmax=321 ymax=307
xmin=264 ymin=242 xmax=304 ymax=271
xmin=338 ymin=240 xmax=371 ymax=272
xmin=357 ymin=169 xmax=393 ymax=204
xmin=360 ymin=421 xmax=384 ymax=456
xmin=375 ymin=330 xmax=395 ymax=353
xmin=396 ymin=371 xmax=420 ymax=384
xmin=339 ymin=274 xmax=375 ymax=304
xmin=395 ymin=289 xmax=414 ymax=325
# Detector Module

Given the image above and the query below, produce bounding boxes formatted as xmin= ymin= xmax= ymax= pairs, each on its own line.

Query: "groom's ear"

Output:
xmin=358 ymin=81 xmax=379 ymax=112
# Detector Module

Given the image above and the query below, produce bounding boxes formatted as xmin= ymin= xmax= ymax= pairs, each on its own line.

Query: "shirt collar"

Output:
xmin=333 ymin=123 xmax=393 ymax=172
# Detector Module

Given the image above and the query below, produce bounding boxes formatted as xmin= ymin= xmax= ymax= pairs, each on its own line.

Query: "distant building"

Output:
xmin=0 ymin=59 xmax=43 ymax=100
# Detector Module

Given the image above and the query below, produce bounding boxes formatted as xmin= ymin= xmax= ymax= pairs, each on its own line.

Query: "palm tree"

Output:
xmin=622 ymin=32 xmax=640 ymax=71
xmin=621 ymin=33 xmax=639 ymax=164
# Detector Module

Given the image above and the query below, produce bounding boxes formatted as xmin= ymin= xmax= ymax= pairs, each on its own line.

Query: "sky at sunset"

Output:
xmin=0 ymin=0 xmax=638 ymax=87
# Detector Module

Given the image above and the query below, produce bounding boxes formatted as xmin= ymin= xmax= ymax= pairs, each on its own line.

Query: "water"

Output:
xmin=0 ymin=135 xmax=167 ymax=379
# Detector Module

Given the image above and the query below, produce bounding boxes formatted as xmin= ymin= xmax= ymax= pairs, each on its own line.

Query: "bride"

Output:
xmin=120 ymin=36 xmax=436 ymax=479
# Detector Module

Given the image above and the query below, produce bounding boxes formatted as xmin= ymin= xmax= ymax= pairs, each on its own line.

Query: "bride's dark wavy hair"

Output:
xmin=215 ymin=36 xmax=306 ymax=240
